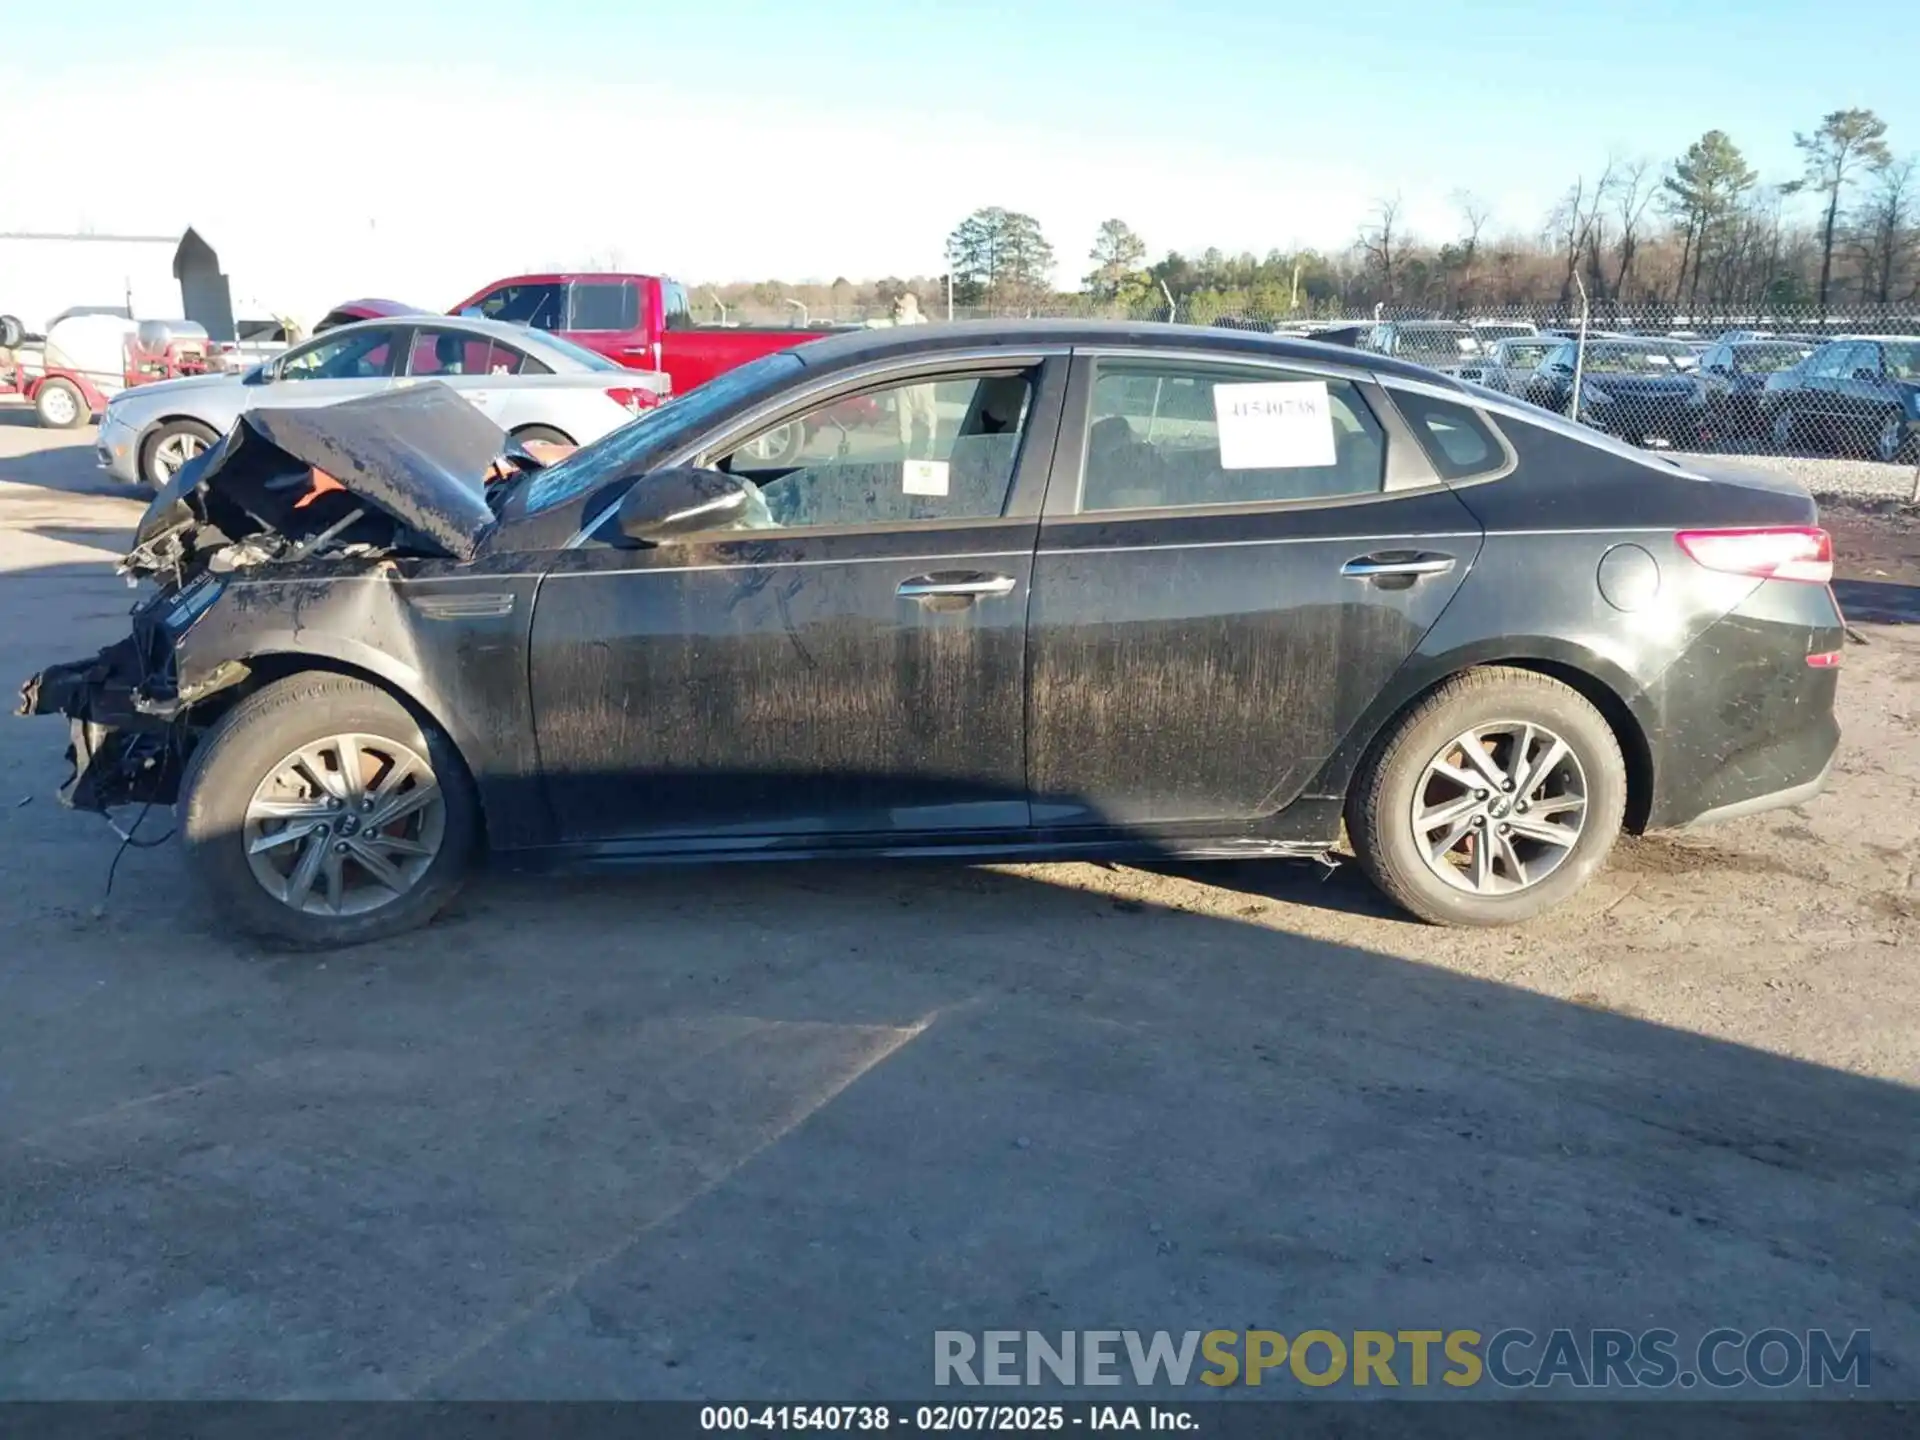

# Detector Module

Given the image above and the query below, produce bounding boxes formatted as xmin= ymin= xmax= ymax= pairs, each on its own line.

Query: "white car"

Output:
xmin=96 ymin=315 xmax=670 ymax=488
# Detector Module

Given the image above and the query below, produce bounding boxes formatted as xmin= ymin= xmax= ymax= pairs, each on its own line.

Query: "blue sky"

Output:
xmin=6 ymin=0 xmax=1913 ymax=318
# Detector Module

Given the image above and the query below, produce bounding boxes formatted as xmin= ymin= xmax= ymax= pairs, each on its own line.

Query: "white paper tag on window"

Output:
xmin=1213 ymin=381 xmax=1337 ymax=469
xmin=903 ymin=459 xmax=950 ymax=496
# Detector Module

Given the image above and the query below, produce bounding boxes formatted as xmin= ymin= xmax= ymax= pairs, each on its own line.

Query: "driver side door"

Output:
xmin=528 ymin=350 xmax=1070 ymax=852
xmin=249 ymin=325 xmax=401 ymax=412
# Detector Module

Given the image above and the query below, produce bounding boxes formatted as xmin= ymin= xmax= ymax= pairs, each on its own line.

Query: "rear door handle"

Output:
xmin=897 ymin=572 xmax=1019 ymax=601
xmin=1341 ymin=552 xmax=1457 ymax=580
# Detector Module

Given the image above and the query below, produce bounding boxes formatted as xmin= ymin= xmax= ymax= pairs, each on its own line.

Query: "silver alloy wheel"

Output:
xmin=39 ymin=384 xmax=79 ymax=427
xmin=1877 ymin=412 xmax=1904 ymax=463
xmin=742 ymin=420 xmax=803 ymax=464
xmin=243 ymin=732 xmax=445 ymax=917
xmin=149 ymin=431 xmax=207 ymax=483
xmin=1410 ymin=721 xmax=1588 ymax=897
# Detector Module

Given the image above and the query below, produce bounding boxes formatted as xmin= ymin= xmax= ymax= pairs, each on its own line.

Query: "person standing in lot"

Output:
xmin=891 ymin=293 xmax=939 ymax=458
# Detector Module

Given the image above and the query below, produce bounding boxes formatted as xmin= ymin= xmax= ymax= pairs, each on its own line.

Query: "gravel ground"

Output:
xmin=1675 ymin=449 xmax=1920 ymax=502
xmin=3 ymin=407 xmax=1919 ymax=1405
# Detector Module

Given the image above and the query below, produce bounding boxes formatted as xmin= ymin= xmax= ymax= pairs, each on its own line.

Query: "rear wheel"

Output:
xmin=1873 ymin=408 xmax=1910 ymax=464
xmin=35 ymin=378 xmax=88 ymax=429
xmin=1769 ymin=406 xmax=1798 ymax=451
xmin=180 ymin=674 xmax=478 ymax=949
xmin=1347 ymin=667 xmax=1627 ymax=927
xmin=142 ymin=419 xmax=219 ymax=487
xmin=0 ymin=314 xmax=22 ymax=349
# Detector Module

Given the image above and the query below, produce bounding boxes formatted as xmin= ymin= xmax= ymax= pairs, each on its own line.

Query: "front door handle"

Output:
xmin=897 ymin=572 xmax=1019 ymax=602
xmin=1341 ymin=552 xmax=1457 ymax=580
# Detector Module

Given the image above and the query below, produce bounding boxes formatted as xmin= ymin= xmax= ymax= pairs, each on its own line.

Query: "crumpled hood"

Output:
xmin=133 ymin=383 xmax=503 ymax=565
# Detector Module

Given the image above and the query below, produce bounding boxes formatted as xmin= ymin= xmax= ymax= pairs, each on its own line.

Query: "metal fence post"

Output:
xmin=1568 ymin=273 xmax=1590 ymax=425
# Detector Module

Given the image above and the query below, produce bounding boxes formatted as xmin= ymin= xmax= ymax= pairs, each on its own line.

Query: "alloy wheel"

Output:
xmin=1877 ymin=413 xmax=1904 ymax=464
xmin=1410 ymin=722 xmax=1588 ymax=896
xmin=243 ymin=732 xmax=445 ymax=917
xmin=150 ymin=432 xmax=207 ymax=483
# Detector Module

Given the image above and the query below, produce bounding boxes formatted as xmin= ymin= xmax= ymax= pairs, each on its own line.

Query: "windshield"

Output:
xmin=1735 ymin=344 xmax=1812 ymax=374
xmin=1584 ymin=343 xmax=1693 ymax=374
xmin=526 ymin=331 xmax=624 ymax=373
xmin=519 ymin=350 xmax=807 ymax=515
xmin=1501 ymin=342 xmax=1554 ymax=367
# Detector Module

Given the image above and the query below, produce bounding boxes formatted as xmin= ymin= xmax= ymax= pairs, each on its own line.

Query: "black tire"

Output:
xmin=510 ymin=423 xmax=575 ymax=448
xmin=141 ymin=418 xmax=220 ymax=488
xmin=35 ymin=377 xmax=89 ymax=429
xmin=0 ymin=314 xmax=22 ymax=349
xmin=1346 ymin=667 xmax=1627 ymax=927
xmin=1769 ymin=407 xmax=1797 ymax=452
xmin=179 ymin=673 xmax=479 ymax=949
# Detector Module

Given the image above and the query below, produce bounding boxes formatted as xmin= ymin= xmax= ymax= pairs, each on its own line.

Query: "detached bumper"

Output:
xmin=17 ymin=643 xmax=182 ymax=812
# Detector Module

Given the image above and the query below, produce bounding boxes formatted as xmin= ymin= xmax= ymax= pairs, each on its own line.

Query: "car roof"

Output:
xmin=786 ymin=318 xmax=1460 ymax=387
xmin=307 ymin=313 xmax=583 ymax=351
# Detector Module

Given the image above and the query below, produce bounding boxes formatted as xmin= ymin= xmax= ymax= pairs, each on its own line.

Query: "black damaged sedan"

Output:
xmin=19 ymin=321 xmax=1844 ymax=947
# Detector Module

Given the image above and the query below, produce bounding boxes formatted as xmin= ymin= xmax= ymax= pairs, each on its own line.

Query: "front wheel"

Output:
xmin=180 ymin=674 xmax=478 ymax=948
xmin=1769 ymin=407 xmax=1797 ymax=451
xmin=1346 ymin=667 xmax=1627 ymax=927
xmin=142 ymin=419 xmax=220 ymax=487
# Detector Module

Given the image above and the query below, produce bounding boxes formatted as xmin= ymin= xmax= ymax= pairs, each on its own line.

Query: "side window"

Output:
xmin=662 ymin=282 xmax=694 ymax=331
xmin=569 ymin=281 xmax=639 ymax=332
xmin=716 ymin=370 xmax=1034 ymax=530
xmin=1847 ymin=344 xmax=1882 ymax=378
xmin=476 ymin=283 xmax=565 ymax=331
xmin=484 ymin=341 xmax=549 ymax=376
xmin=1389 ymin=389 xmax=1506 ymax=481
xmin=1080 ymin=361 xmax=1386 ymax=513
xmin=277 ymin=327 xmax=396 ymax=381
xmin=1808 ymin=345 xmax=1847 ymax=380
xmin=407 ymin=326 xmax=495 ymax=378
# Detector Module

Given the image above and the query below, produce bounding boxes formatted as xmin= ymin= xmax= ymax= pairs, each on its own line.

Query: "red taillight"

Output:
xmin=605 ymin=386 xmax=661 ymax=414
xmin=1806 ymin=651 xmax=1842 ymax=668
xmin=1675 ymin=527 xmax=1833 ymax=585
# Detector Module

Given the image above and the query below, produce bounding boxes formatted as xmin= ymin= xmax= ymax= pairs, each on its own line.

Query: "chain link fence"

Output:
xmin=696 ymin=296 xmax=1919 ymax=490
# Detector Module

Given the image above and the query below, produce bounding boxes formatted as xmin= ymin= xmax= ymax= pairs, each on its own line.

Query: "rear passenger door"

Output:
xmin=1022 ymin=351 xmax=1485 ymax=830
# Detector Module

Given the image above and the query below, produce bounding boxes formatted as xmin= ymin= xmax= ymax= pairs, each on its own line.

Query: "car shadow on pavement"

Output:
xmin=0 ymin=432 xmax=132 ymax=500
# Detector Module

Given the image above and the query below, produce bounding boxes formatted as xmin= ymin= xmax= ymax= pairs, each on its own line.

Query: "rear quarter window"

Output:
xmin=1389 ymin=388 xmax=1508 ymax=480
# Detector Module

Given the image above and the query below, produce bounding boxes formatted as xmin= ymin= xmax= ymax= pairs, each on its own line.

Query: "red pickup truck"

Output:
xmin=448 ymin=273 xmax=853 ymax=396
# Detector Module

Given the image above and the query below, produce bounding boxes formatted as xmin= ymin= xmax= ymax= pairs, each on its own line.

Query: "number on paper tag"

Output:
xmin=1213 ymin=381 xmax=1337 ymax=470
xmin=903 ymin=460 xmax=950 ymax=496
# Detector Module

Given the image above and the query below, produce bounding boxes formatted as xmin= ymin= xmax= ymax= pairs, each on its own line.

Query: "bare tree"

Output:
xmin=1848 ymin=155 xmax=1917 ymax=304
xmin=1357 ymin=195 xmax=1402 ymax=302
xmin=1608 ymin=158 xmax=1657 ymax=300
xmin=1550 ymin=162 xmax=1613 ymax=306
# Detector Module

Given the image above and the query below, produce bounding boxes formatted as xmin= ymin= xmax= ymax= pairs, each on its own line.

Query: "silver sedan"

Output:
xmin=96 ymin=315 xmax=669 ymax=487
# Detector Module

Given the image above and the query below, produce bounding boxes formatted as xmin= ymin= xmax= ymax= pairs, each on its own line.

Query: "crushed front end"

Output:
xmin=15 ymin=573 xmax=224 ymax=811
xmin=16 ymin=383 xmax=505 ymax=817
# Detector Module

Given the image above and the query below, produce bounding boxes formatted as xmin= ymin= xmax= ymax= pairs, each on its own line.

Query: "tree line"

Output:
xmin=698 ymin=109 xmax=1914 ymax=323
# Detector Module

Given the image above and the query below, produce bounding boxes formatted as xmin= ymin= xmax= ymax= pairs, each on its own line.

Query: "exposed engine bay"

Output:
xmin=15 ymin=384 xmax=533 ymax=812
